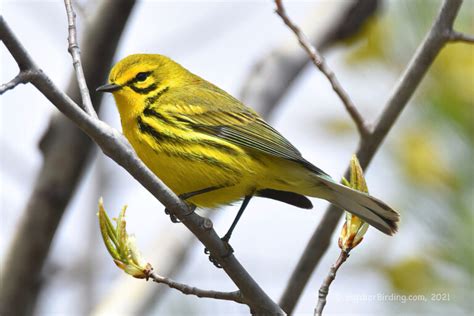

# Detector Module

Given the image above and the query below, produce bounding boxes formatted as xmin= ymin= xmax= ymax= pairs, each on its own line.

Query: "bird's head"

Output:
xmin=97 ymin=54 xmax=192 ymax=116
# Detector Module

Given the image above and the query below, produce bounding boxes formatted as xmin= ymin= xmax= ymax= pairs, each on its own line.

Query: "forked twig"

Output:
xmin=274 ymin=0 xmax=370 ymax=137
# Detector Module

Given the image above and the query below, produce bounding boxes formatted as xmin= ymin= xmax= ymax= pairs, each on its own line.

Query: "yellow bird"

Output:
xmin=97 ymin=54 xmax=399 ymax=245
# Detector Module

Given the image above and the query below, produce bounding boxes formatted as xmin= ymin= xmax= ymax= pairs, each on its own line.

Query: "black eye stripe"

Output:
xmin=125 ymin=71 xmax=152 ymax=86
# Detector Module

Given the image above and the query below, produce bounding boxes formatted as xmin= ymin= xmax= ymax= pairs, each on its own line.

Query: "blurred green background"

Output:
xmin=326 ymin=0 xmax=473 ymax=313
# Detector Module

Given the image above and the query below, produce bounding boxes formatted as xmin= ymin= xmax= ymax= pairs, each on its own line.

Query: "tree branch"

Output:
xmin=149 ymin=272 xmax=246 ymax=304
xmin=0 ymin=2 xmax=136 ymax=315
xmin=313 ymin=251 xmax=349 ymax=316
xmin=448 ymin=29 xmax=474 ymax=43
xmin=274 ymin=0 xmax=370 ymax=137
xmin=240 ymin=0 xmax=380 ymax=119
xmin=279 ymin=0 xmax=465 ymax=313
xmin=0 ymin=69 xmax=38 ymax=94
xmin=0 ymin=16 xmax=284 ymax=315
xmin=64 ymin=0 xmax=97 ymax=118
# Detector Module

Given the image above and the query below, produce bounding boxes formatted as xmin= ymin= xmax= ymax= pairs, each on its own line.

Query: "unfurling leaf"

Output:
xmin=97 ymin=198 xmax=153 ymax=279
xmin=338 ymin=155 xmax=370 ymax=252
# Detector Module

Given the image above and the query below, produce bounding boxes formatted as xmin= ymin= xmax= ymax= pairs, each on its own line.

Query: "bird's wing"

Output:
xmin=159 ymin=89 xmax=328 ymax=177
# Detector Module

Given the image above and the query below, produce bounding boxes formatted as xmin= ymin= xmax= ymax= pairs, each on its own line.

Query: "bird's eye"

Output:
xmin=135 ymin=72 xmax=150 ymax=82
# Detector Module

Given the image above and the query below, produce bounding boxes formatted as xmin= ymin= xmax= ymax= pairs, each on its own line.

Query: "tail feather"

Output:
xmin=317 ymin=178 xmax=400 ymax=235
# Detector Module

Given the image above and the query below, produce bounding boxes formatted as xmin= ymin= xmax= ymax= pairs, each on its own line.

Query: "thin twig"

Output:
xmin=64 ymin=0 xmax=98 ymax=118
xmin=448 ymin=30 xmax=474 ymax=43
xmin=274 ymin=0 xmax=370 ymax=137
xmin=149 ymin=272 xmax=246 ymax=304
xmin=0 ymin=17 xmax=284 ymax=315
xmin=240 ymin=0 xmax=380 ymax=119
xmin=314 ymin=251 xmax=349 ymax=316
xmin=0 ymin=70 xmax=38 ymax=94
xmin=279 ymin=0 xmax=465 ymax=314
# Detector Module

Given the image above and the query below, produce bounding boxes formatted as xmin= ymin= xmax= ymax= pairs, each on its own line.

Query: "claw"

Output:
xmin=203 ymin=237 xmax=234 ymax=269
xmin=203 ymin=247 xmax=221 ymax=268
xmin=164 ymin=208 xmax=181 ymax=223
xmin=209 ymin=254 xmax=222 ymax=268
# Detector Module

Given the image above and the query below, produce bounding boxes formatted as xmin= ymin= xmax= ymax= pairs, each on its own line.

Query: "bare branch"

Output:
xmin=242 ymin=1 xmax=379 ymax=119
xmin=448 ymin=30 xmax=474 ymax=43
xmin=149 ymin=272 xmax=246 ymax=304
xmin=241 ymin=0 xmax=380 ymax=119
xmin=314 ymin=251 xmax=349 ymax=316
xmin=64 ymin=0 xmax=98 ymax=118
xmin=0 ymin=70 xmax=38 ymax=94
xmin=0 ymin=2 xmax=136 ymax=315
xmin=0 ymin=17 xmax=284 ymax=315
xmin=279 ymin=0 xmax=464 ymax=313
xmin=274 ymin=0 xmax=370 ymax=137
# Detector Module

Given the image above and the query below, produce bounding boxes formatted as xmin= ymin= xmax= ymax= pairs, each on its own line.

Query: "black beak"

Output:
xmin=96 ymin=83 xmax=121 ymax=93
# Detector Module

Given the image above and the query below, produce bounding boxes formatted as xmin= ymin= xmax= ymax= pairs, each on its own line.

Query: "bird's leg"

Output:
xmin=164 ymin=185 xmax=222 ymax=223
xmin=222 ymin=195 xmax=252 ymax=244
xmin=205 ymin=195 xmax=252 ymax=268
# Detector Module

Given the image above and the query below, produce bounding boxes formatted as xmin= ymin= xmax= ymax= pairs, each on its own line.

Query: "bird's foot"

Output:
xmin=164 ymin=204 xmax=196 ymax=223
xmin=164 ymin=207 xmax=181 ymax=223
xmin=204 ymin=236 xmax=234 ymax=268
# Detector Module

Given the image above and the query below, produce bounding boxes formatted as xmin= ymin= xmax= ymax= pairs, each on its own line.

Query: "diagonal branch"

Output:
xmin=0 ymin=16 xmax=284 ymax=315
xmin=149 ymin=272 xmax=246 ymax=304
xmin=274 ymin=0 xmax=370 ymax=137
xmin=279 ymin=0 xmax=465 ymax=313
xmin=64 ymin=0 xmax=98 ymax=118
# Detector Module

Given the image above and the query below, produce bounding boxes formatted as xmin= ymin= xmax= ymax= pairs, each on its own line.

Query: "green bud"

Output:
xmin=97 ymin=199 xmax=152 ymax=279
xmin=338 ymin=155 xmax=370 ymax=252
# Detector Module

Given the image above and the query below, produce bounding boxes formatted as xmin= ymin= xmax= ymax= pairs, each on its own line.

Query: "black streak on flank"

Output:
xmin=174 ymin=116 xmax=193 ymax=124
xmin=137 ymin=116 xmax=241 ymax=174
xmin=137 ymin=116 xmax=173 ymax=142
xmin=137 ymin=116 xmax=242 ymax=156
xmin=143 ymin=108 xmax=173 ymax=124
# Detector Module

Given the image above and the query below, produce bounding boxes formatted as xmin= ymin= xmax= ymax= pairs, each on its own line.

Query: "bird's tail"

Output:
xmin=314 ymin=177 xmax=400 ymax=235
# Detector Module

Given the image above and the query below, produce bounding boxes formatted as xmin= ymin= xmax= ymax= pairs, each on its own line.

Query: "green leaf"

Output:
xmin=97 ymin=199 xmax=121 ymax=261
